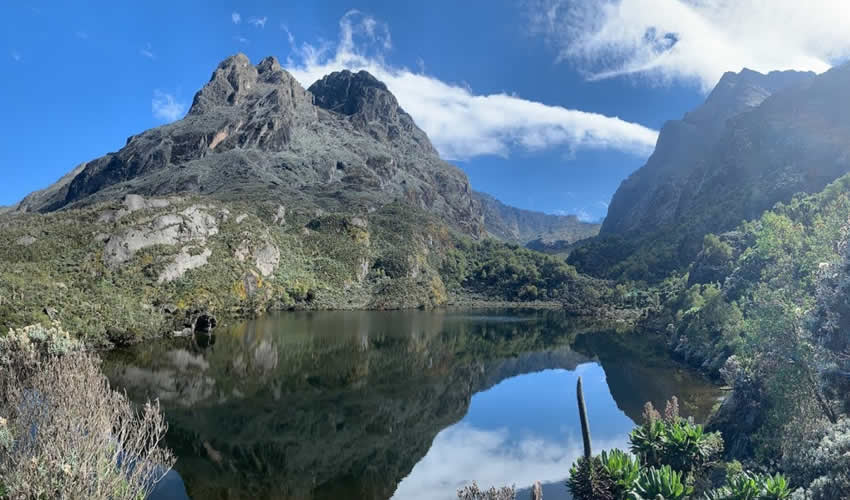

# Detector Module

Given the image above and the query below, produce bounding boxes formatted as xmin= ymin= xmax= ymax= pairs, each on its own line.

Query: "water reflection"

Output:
xmin=102 ymin=309 xmax=722 ymax=500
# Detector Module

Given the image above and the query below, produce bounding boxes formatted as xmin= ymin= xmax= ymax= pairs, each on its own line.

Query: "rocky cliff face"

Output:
xmin=602 ymin=67 xmax=821 ymax=237
xmin=15 ymin=55 xmax=484 ymax=236
xmin=15 ymin=53 xmax=594 ymax=246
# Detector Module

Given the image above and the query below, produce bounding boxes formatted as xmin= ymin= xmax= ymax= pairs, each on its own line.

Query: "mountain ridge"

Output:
xmin=572 ymin=64 xmax=850 ymax=281
xmin=11 ymin=53 xmax=594 ymax=247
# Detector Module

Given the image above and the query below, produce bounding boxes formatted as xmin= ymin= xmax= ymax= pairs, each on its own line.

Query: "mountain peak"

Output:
xmin=188 ymin=54 xmax=304 ymax=116
xmin=308 ymin=69 xmax=393 ymax=116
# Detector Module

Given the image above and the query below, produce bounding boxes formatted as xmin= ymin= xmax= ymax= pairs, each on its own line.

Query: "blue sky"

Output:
xmin=3 ymin=1 xmax=848 ymax=221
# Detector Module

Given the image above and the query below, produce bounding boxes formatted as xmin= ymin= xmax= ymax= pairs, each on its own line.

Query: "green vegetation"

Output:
xmin=567 ymin=393 xmax=789 ymax=500
xmin=0 ymin=324 xmax=173 ymax=499
xmin=0 ymin=198 xmax=617 ymax=347
xmin=632 ymin=173 xmax=850 ymax=496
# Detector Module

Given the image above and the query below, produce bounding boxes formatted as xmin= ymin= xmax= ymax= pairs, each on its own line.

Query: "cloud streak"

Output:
xmin=527 ymin=0 xmax=850 ymax=91
xmin=140 ymin=43 xmax=155 ymax=60
xmin=151 ymin=90 xmax=186 ymax=122
xmin=231 ymin=12 xmax=241 ymax=25
xmin=249 ymin=16 xmax=267 ymax=28
xmin=284 ymin=10 xmax=659 ymax=161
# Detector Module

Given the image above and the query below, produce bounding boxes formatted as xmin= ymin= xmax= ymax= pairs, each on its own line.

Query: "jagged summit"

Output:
xmin=13 ymin=53 xmax=596 ymax=242
xmin=308 ymin=69 xmax=436 ymax=155
xmin=187 ymin=54 xmax=307 ymax=117
xmin=683 ymin=68 xmax=815 ymax=128
xmin=309 ymin=70 xmax=391 ymax=115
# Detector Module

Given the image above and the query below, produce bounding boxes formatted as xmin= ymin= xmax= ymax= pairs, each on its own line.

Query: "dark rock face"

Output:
xmin=602 ymin=67 xmax=823 ymax=237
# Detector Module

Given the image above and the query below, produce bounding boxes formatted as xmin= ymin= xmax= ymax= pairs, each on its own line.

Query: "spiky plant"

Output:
xmin=629 ymin=465 xmax=692 ymax=500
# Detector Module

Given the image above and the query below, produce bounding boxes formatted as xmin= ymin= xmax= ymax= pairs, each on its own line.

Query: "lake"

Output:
xmin=102 ymin=309 xmax=723 ymax=500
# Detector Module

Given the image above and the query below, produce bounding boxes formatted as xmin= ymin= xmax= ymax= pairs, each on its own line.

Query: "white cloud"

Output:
xmin=10 ymin=50 xmax=21 ymax=62
xmin=391 ymin=423 xmax=628 ymax=500
xmin=231 ymin=12 xmax=241 ymax=24
xmin=234 ymin=36 xmax=249 ymax=45
xmin=249 ymin=16 xmax=267 ymax=28
xmin=151 ymin=90 xmax=186 ymax=122
xmin=284 ymin=10 xmax=658 ymax=160
xmin=140 ymin=43 xmax=155 ymax=60
xmin=574 ymin=208 xmax=593 ymax=222
xmin=527 ymin=0 xmax=850 ymax=91
xmin=280 ymin=24 xmax=295 ymax=47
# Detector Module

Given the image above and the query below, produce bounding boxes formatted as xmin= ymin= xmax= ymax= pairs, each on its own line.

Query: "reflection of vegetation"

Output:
xmin=102 ymin=311 xmax=720 ymax=500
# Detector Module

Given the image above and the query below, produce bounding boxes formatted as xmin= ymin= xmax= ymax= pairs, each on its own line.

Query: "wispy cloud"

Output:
xmin=140 ymin=43 xmax=155 ymax=60
xmin=10 ymin=50 xmax=21 ymax=62
xmin=527 ymin=0 xmax=850 ymax=91
xmin=233 ymin=36 xmax=249 ymax=45
xmin=284 ymin=10 xmax=659 ymax=161
xmin=151 ymin=90 xmax=186 ymax=122
xmin=248 ymin=16 xmax=267 ymax=28
xmin=231 ymin=12 xmax=241 ymax=24
xmin=280 ymin=23 xmax=295 ymax=46
xmin=75 ymin=31 xmax=89 ymax=40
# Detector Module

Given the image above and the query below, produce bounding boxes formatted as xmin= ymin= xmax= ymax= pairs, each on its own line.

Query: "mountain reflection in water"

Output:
xmin=102 ymin=309 xmax=722 ymax=500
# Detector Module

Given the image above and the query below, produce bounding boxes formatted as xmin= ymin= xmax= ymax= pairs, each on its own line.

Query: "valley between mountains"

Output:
xmin=5 ymin=52 xmax=850 ymax=498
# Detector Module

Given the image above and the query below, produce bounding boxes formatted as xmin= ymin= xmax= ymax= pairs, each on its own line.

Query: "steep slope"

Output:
xmin=634 ymin=173 xmax=850 ymax=495
xmin=574 ymin=65 xmax=850 ymax=281
xmin=16 ymin=55 xmax=484 ymax=236
xmin=473 ymin=191 xmax=600 ymax=246
xmin=602 ymin=68 xmax=817 ymax=236
xmin=0 ymin=54 xmax=617 ymax=344
xmin=14 ymin=53 xmax=596 ymax=248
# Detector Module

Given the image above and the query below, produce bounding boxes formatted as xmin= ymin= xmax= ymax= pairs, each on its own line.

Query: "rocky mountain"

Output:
xmin=0 ymin=54 xmax=612 ymax=343
xmin=602 ymin=68 xmax=818 ymax=236
xmin=574 ymin=64 xmax=850 ymax=280
xmin=13 ymin=53 xmax=598 ymax=249
xmin=15 ymin=54 xmax=483 ymax=235
xmin=473 ymin=191 xmax=600 ymax=246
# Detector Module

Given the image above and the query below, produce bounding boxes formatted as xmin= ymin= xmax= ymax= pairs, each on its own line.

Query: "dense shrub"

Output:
xmin=0 ymin=324 xmax=174 ymax=500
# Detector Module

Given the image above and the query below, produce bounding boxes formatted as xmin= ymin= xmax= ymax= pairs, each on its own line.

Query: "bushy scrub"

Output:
xmin=456 ymin=482 xmax=516 ymax=500
xmin=0 ymin=324 xmax=174 ymax=500
xmin=783 ymin=418 xmax=850 ymax=500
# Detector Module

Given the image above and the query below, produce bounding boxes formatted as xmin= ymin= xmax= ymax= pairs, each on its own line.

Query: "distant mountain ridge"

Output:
xmin=473 ymin=191 xmax=600 ymax=246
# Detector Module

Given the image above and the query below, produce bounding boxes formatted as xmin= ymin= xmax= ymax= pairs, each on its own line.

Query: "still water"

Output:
xmin=102 ymin=309 xmax=723 ymax=500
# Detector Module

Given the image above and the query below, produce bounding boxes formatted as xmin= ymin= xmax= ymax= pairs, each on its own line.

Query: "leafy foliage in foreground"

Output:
xmin=636 ymin=173 xmax=850 ymax=494
xmin=0 ymin=324 xmax=174 ymax=500
xmin=567 ymin=398 xmax=789 ymax=500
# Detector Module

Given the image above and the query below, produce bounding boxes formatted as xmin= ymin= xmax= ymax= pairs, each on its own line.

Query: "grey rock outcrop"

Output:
xmin=103 ymin=205 xmax=219 ymax=267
